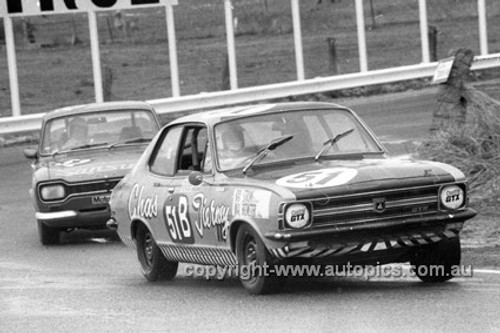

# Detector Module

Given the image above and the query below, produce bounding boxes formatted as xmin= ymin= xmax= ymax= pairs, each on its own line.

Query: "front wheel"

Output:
xmin=37 ymin=220 xmax=60 ymax=245
xmin=136 ymin=224 xmax=178 ymax=282
xmin=235 ymin=224 xmax=285 ymax=295
xmin=411 ymin=236 xmax=461 ymax=283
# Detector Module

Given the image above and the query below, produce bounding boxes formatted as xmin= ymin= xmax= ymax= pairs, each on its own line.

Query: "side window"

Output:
xmin=177 ymin=126 xmax=208 ymax=173
xmin=202 ymin=136 xmax=212 ymax=173
xmin=150 ymin=126 xmax=183 ymax=176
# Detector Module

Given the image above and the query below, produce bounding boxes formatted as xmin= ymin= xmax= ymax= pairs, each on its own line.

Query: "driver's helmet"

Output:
xmin=68 ymin=117 xmax=88 ymax=137
xmin=217 ymin=125 xmax=245 ymax=152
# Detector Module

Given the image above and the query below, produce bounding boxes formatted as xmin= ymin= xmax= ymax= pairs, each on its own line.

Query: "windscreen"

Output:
xmin=40 ymin=109 xmax=158 ymax=155
xmin=214 ymin=108 xmax=382 ymax=171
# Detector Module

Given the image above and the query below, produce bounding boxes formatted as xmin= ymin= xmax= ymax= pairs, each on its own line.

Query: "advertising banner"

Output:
xmin=1 ymin=0 xmax=178 ymax=17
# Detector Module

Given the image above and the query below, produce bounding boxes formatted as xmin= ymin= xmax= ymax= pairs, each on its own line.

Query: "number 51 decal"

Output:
xmin=164 ymin=195 xmax=195 ymax=244
xmin=276 ymin=168 xmax=358 ymax=189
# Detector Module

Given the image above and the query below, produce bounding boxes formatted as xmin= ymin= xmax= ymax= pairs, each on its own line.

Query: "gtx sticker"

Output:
xmin=440 ymin=185 xmax=464 ymax=210
xmin=55 ymin=158 xmax=92 ymax=167
xmin=232 ymin=189 xmax=271 ymax=219
xmin=128 ymin=184 xmax=158 ymax=220
xmin=164 ymin=194 xmax=194 ymax=244
xmin=192 ymin=193 xmax=229 ymax=242
xmin=286 ymin=204 xmax=310 ymax=228
xmin=276 ymin=168 xmax=358 ymax=189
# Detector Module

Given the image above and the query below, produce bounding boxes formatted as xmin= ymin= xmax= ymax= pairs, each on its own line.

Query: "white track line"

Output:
xmin=397 ymin=264 xmax=500 ymax=275
xmin=474 ymin=269 xmax=500 ymax=275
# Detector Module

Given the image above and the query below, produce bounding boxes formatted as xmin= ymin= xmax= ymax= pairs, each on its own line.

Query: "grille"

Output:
xmin=79 ymin=206 xmax=107 ymax=213
xmin=66 ymin=179 xmax=121 ymax=195
xmin=311 ymin=186 xmax=437 ymax=210
xmin=311 ymin=185 xmax=440 ymax=227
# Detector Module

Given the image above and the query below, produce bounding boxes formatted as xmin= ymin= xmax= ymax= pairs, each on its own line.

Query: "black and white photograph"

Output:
xmin=1 ymin=0 xmax=499 ymax=332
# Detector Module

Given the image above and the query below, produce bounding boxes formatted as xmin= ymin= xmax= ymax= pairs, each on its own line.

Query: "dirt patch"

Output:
xmin=462 ymin=210 xmax=500 ymax=245
xmin=462 ymin=246 xmax=500 ymax=269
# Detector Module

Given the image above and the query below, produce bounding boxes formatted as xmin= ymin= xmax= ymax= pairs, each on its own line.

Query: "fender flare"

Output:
xmin=228 ymin=218 xmax=268 ymax=254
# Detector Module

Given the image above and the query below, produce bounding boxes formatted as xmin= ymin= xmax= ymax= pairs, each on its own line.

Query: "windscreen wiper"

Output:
xmin=107 ymin=137 xmax=151 ymax=150
xmin=70 ymin=142 xmax=109 ymax=150
xmin=51 ymin=142 xmax=109 ymax=155
xmin=242 ymin=135 xmax=293 ymax=174
xmin=315 ymin=128 xmax=355 ymax=161
xmin=51 ymin=142 xmax=109 ymax=156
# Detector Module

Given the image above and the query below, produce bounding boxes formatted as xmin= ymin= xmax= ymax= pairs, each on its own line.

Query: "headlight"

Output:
xmin=284 ymin=203 xmax=311 ymax=229
xmin=440 ymin=185 xmax=465 ymax=210
xmin=40 ymin=184 xmax=66 ymax=201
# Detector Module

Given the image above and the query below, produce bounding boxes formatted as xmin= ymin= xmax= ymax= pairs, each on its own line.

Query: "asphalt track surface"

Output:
xmin=1 ymin=89 xmax=500 ymax=332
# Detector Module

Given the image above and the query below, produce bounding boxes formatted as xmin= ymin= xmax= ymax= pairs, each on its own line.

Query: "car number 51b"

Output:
xmin=164 ymin=195 xmax=194 ymax=244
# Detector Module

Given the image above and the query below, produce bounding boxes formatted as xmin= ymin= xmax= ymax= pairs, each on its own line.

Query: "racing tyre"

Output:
xmin=136 ymin=224 xmax=178 ymax=282
xmin=411 ymin=236 xmax=461 ymax=283
xmin=235 ymin=224 xmax=286 ymax=295
xmin=37 ymin=220 xmax=60 ymax=245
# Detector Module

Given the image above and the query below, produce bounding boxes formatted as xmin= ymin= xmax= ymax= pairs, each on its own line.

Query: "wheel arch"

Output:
xmin=229 ymin=218 xmax=267 ymax=254
xmin=130 ymin=218 xmax=151 ymax=243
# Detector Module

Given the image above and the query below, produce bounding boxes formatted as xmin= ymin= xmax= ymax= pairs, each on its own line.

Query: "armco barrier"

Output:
xmin=1 ymin=53 xmax=499 ymax=135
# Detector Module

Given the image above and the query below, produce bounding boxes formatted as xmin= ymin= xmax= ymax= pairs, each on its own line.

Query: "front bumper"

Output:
xmin=265 ymin=208 xmax=476 ymax=241
xmin=264 ymin=208 xmax=476 ymax=262
xmin=36 ymin=211 xmax=78 ymax=220
xmin=35 ymin=191 xmax=112 ymax=229
xmin=37 ymin=208 xmax=110 ymax=229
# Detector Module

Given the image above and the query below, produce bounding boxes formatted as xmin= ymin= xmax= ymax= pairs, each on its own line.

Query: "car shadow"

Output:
xmin=148 ymin=269 xmax=464 ymax=296
xmin=58 ymin=229 xmax=122 ymax=245
xmin=280 ymin=276 xmax=463 ymax=295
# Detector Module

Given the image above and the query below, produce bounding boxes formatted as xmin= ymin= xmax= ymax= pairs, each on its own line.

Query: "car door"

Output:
xmin=167 ymin=124 xmax=226 ymax=249
xmin=146 ymin=123 xmax=219 ymax=245
xmin=142 ymin=124 xmax=185 ymax=245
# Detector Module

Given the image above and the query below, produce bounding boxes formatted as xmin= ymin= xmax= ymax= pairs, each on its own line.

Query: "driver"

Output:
xmin=62 ymin=117 xmax=88 ymax=150
xmin=216 ymin=124 xmax=251 ymax=169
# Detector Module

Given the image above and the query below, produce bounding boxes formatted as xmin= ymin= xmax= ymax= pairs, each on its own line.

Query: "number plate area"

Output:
xmin=92 ymin=195 xmax=110 ymax=205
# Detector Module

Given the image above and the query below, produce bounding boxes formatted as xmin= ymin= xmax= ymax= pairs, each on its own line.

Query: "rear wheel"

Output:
xmin=37 ymin=220 xmax=60 ymax=245
xmin=235 ymin=224 xmax=285 ymax=295
xmin=136 ymin=224 xmax=178 ymax=281
xmin=411 ymin=236 xmax=461 ymax=283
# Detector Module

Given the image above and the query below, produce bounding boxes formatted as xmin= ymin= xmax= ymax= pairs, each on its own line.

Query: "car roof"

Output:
xmin=168 ymin=102 xmax=350 ymax=126
xmin=42 ymin=101 xmax=155 ymax=121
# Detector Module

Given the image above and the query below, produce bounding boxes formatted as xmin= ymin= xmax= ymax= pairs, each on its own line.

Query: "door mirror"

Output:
xmin=24 ymin=148 xmax=38 ymax=159
xmin=188 ymin=171 xmax=203 ymax=186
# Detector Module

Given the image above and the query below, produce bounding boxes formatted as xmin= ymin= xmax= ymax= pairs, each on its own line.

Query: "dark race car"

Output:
xmin=108 ymin=102 xmax=476 ymax=294
xmin=25 ymin=101 xmax=161 ymax=245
